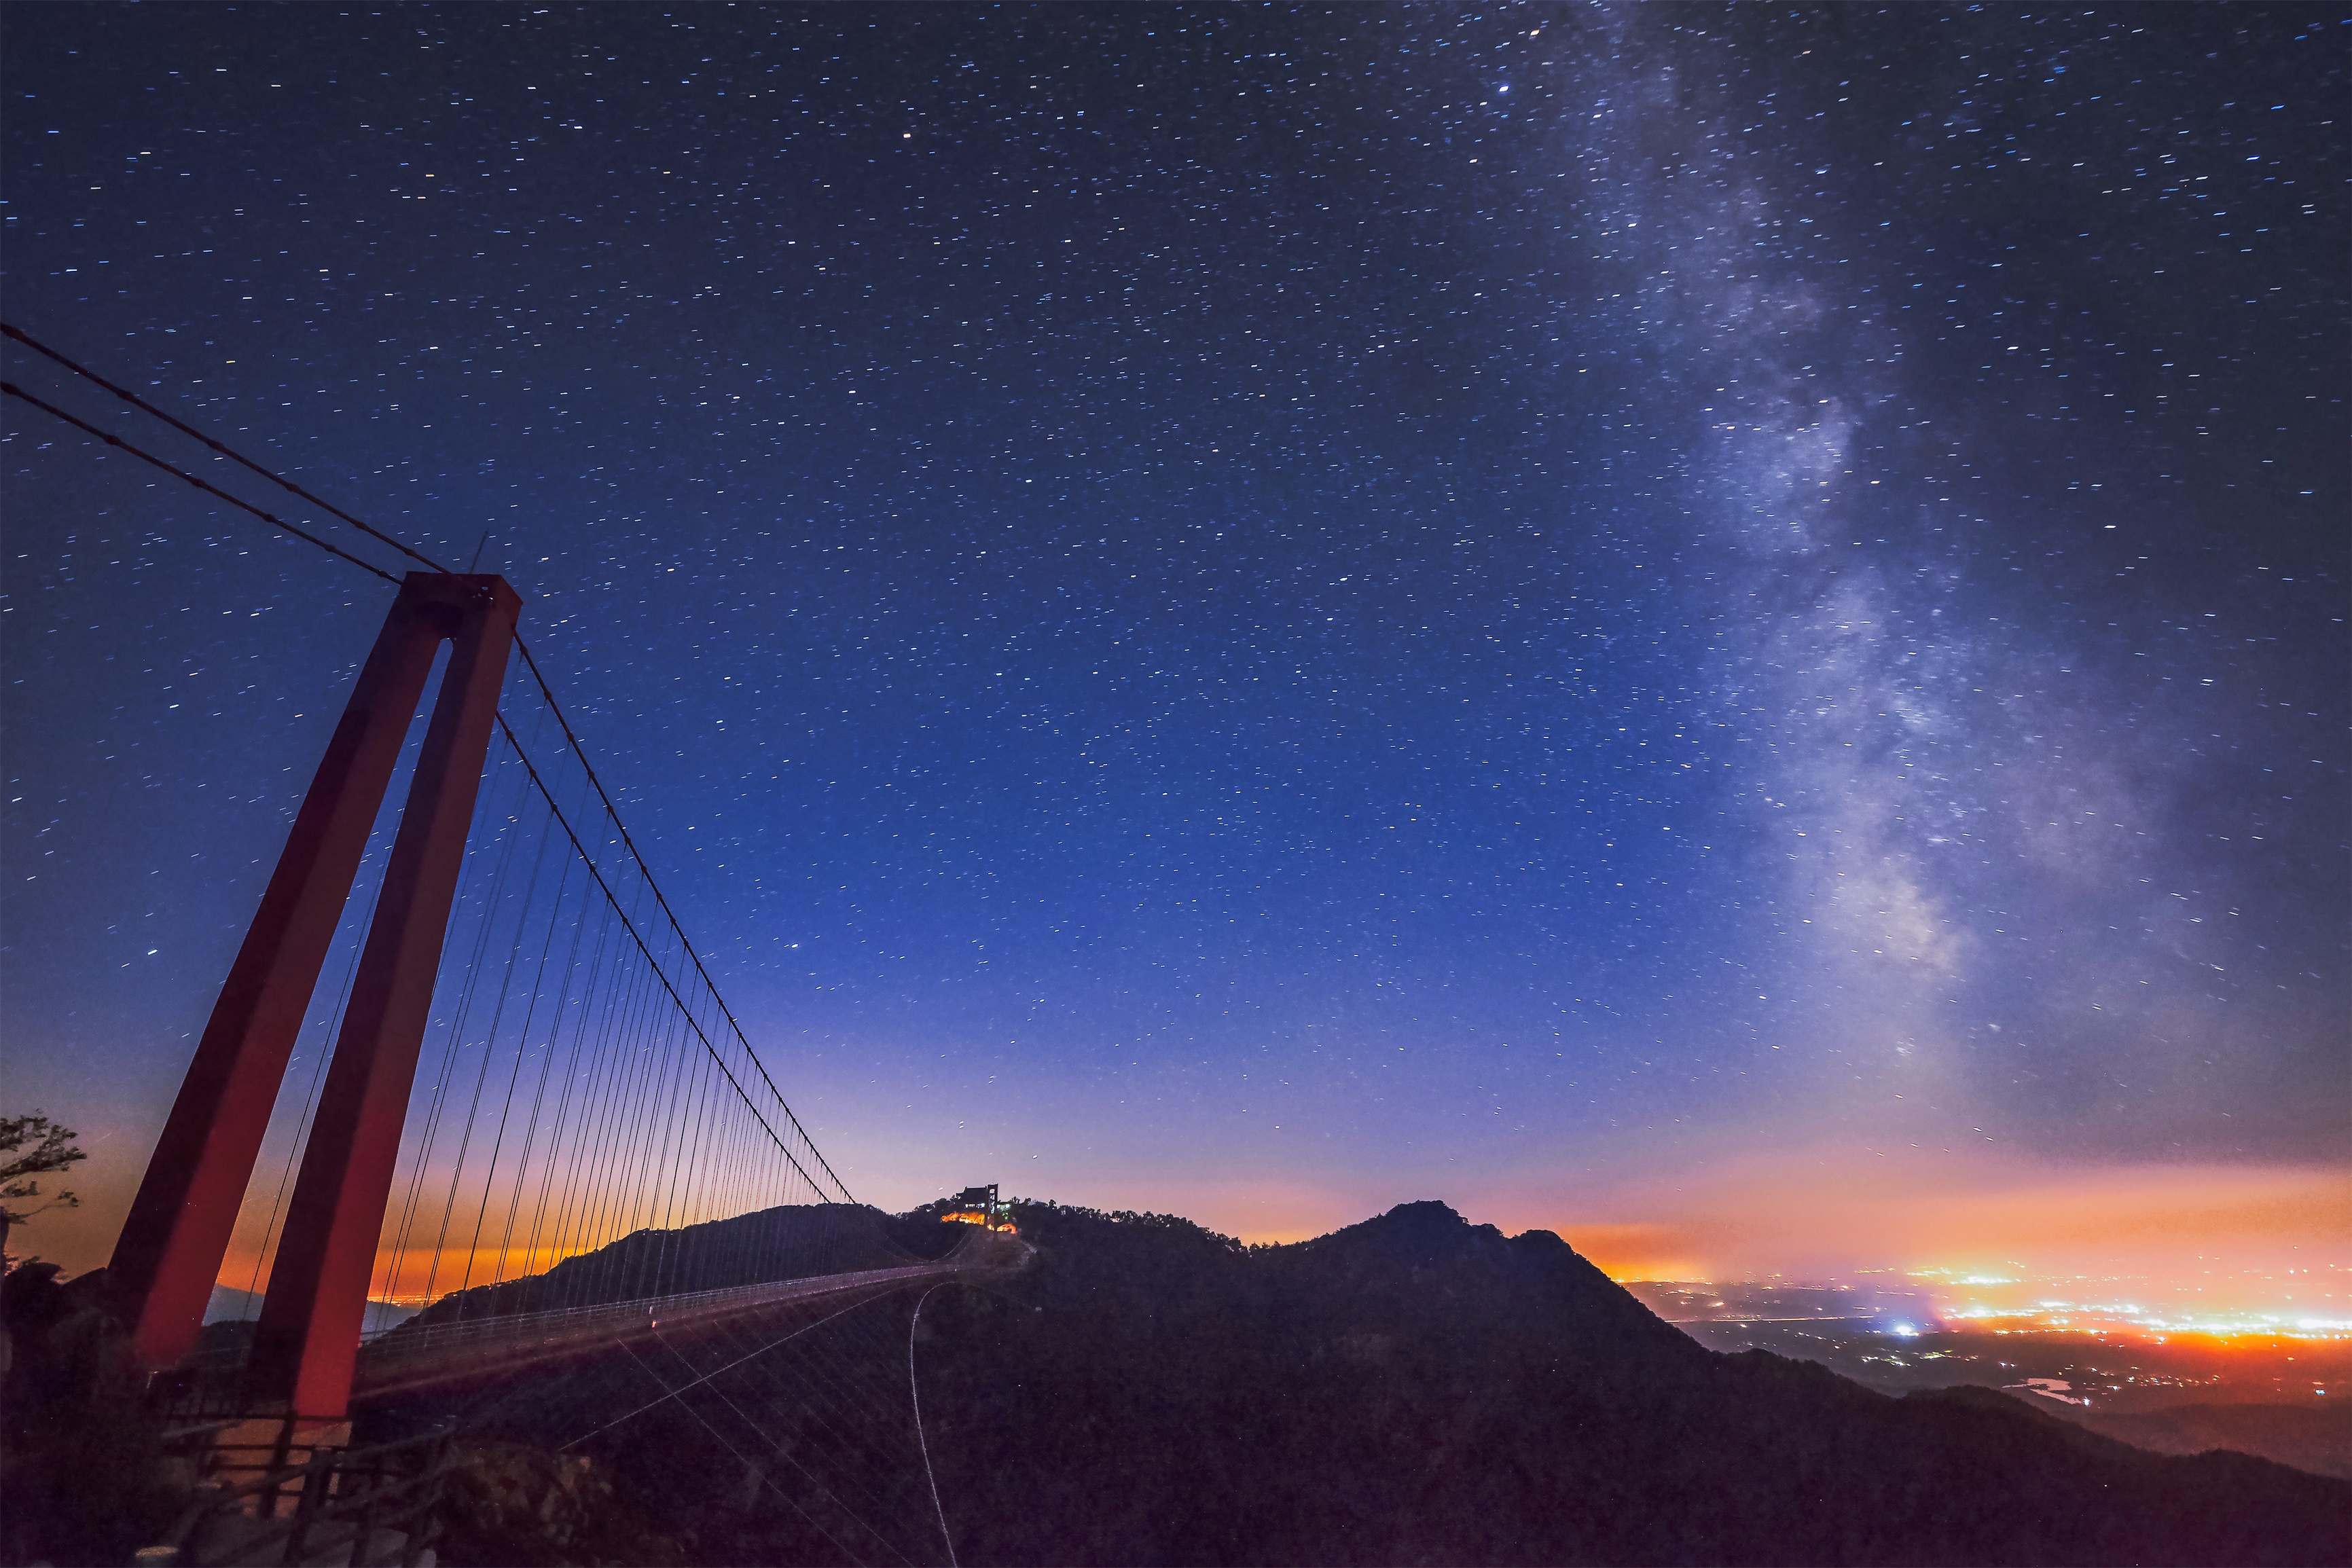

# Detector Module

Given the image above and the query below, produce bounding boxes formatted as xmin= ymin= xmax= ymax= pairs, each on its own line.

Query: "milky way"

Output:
xmin=4 ymin=5 xmax=2343 ymax=1274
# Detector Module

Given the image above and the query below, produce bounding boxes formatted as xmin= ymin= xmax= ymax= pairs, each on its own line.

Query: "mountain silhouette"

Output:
xmin=360 ymin=1197 xmax=2349 ymax=1566
xmin=903 ymin=1199 xmax=2349 ymax=1567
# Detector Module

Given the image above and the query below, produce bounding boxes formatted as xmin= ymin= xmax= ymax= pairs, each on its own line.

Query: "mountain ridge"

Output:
xmin=900 ymin=1197 xmax=2349 ymax=1566
xmin=346 ymin=1195 xmax=2351 ymax=1566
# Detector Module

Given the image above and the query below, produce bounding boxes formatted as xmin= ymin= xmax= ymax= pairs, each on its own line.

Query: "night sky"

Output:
xmin=5 ymin=5 xmax=2345 ymax=1294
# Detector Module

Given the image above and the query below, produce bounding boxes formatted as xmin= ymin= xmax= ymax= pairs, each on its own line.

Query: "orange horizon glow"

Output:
xmin=37 ymin=1130 xmax=2344 ymax=1329
xmin=1492 ymin=1150 xmax=2345 ymax=1282
xmin=209 ymin=1240 xmax=609 ymax=1309
xmin=1138 ymin=1148 xmax=2352 ymax=1324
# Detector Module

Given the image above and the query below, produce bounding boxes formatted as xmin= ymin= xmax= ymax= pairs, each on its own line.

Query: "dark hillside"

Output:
xmin=1275 ymin=1198 xmax=1706 ymax=1359
xmin=2059 ymin=1400 xmax=2352 ymax=1480
xmin=352 ymin=1197 xmax=2348 ymax=1567
xmin=910 ymin=1200 xmax=2349 ymax=1567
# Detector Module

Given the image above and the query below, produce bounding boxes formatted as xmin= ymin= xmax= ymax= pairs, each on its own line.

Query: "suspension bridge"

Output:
xmin=3 ymin=325 xmax=1024 ymax=1567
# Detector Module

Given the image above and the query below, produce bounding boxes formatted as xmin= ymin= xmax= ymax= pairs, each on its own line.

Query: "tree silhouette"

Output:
xmin=0 ymin=1114 xmax=86 ymax=1264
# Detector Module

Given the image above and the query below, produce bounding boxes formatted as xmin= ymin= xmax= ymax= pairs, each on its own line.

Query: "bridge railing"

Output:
xmin=141 ymin=1424 xmax=455 ymax=1567
xmin=354 ymin=1228 xmax=1029 ymax=1399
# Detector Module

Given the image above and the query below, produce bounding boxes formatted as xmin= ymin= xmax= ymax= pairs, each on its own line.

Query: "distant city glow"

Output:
xmin=1537 ymin=1148 xmax=2349 ymax=1305
xmin=1942 ymin=1303 xmax=2352 ymax=1342
xmin=1609 ymin=1252 xmax=2351 ymax=1350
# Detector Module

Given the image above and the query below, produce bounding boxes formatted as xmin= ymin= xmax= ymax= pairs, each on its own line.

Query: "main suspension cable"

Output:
xmin=3 ymin=321 xmax=450 ymax=575
xmin=2 ymin=327 xmax=856 ymax=1205
xmin=1 ymin=380 xmax=400 ymax=583
xmin=493 ymin=709 xmax=848 ymax=1204
xmin=909 ymin=1283 xmax=959 ymax=1568
xmin=506 ymin=638 xmax=858 ymax=1205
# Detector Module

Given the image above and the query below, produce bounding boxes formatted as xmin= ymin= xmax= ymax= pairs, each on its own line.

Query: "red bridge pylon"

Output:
xmin=109 ymin=572 xmax=522 ymax=1432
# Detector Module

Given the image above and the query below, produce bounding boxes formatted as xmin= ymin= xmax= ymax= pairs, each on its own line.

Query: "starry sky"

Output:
xmin=4 ymin=4 xmax=2345 ymax=1292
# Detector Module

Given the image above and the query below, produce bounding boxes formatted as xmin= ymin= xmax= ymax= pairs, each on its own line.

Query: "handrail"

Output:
xmin=361 ymin=1261 xmax=959 ymax=1364
xmin=361 ymin=1222 xmax=1013 ymax=1363
xmin=152 ymin=1426 xmax=455 ymax=1566
xmin=160 ymin=1233 xmax=1034 ymax=1417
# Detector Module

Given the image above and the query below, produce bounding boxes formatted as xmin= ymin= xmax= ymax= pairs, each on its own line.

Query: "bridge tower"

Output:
xmin=108 ymin=572 xmax=522 ymax=1434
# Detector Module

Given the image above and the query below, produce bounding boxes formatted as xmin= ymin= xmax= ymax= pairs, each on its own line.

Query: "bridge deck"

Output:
xmin=355 ymin=1229 xmax=1029 ymax=1400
